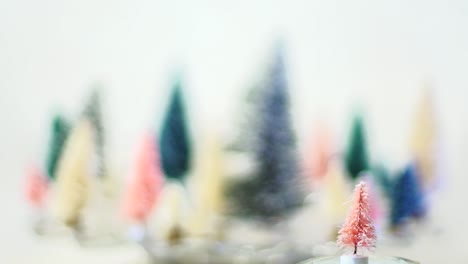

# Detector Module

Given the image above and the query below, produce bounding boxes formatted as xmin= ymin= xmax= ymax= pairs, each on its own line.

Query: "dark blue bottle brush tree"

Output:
xmin=158 ymin=77 xmax=192 ymax=244
xmin=227 ymin=45 xmax=304 ymax=223
xmin=226 ymin=82 xmax=263 ymax=153
xmin=159 ymin=78 xmax=192 ymax=183
xmin=390 ymin=162 xmax=426 ymax=228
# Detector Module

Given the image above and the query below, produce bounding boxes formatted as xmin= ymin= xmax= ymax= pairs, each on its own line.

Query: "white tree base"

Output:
xmin=128 ymin=224 xmax=146 ymax=243
xmin=340 ymin=255 xmax=368 ymax=264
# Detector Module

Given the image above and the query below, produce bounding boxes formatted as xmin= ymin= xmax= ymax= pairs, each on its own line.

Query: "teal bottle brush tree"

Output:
xmin=159 ymin=76 xmax=192 ymax=244
xmin=344 ymin=114 xmax=370 ymax=181
xmin=46 ymin=114 xmax=70 ymax=181
xmin=24 ymin=113 xmax=70 ymax=235
xmin=160 ymin=79 xmax=191 ymax=183
xmin=370 ymin=163 xmax=392 ymax=199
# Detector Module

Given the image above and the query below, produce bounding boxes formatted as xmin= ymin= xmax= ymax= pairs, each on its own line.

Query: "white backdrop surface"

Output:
xmin=1 ymin=0 xmax=468 ymax=263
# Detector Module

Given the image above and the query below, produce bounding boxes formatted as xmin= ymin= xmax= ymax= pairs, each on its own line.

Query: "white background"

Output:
xmin=1 ymin=0 xmax=468 ymax=263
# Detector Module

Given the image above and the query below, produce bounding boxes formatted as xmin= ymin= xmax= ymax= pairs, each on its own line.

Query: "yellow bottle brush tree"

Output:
xmin=53 ymin=119 xmax=94 ymax=241
xmin=189 ymin=134 xmax=226 ymax=239
xmin=409 ymin=87 xmax=438 ymax=191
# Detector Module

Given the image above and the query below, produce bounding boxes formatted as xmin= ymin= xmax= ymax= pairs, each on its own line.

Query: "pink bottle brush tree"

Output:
xmin=305 ymin=121 xmax=334 ymax=187
xmin=123 ymin=134 xmax=164 ymax=224
xmin=337 ymin=181 xmax=376 ymax=256
xmin=24 ymin=165 xmax=49 ymax=235
xmin=24 ymin=165 xmax=49 ymax=209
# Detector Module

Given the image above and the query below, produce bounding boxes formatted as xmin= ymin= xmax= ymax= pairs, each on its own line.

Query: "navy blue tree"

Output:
xmin=159 ymin=79 xmax=192 ymax=182
xmin=390 ymin=162 xmax=426 ymax=227
xmin=226 ymin=83 xmax=263 ymax=152
xmin=46 ymin=113 xmax=70 ymax=181
xmin=228 ymin=45 xmax=303 ymax=221
xmin=344 ymin=114 xmax=370 ymax=181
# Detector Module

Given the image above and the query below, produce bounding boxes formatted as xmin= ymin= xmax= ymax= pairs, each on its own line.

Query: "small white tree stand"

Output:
xmin=340 ymin=255 xmax=368 ymax=264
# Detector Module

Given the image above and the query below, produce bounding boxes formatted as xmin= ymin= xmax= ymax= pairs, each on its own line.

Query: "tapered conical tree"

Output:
xmin=25 ymin=165 xmax=49 ymax=208
xmin=228 ymin=45 xmax=303 ymax=221
xmin=321 ymin=159 xmax=349 ymax=223
xmin=410 ymin=87 xmax=437 ymax=189
xmin=306 ymin=121 xmax=333 ymax=186
xmin=344 ymin=114 xmax=369 ymax=181
xmin=82 ymin=87 xmax=106 ymax=178
xmin=45 ymin=114 xmax=70 ymax=181
xmin=159 ymin=80 xmax=192 ymax=182
xmin=54 ymin=119 xmax=94 ymax=228
xmin=390 ymin=162 xmax=426 ymax=227
xmin=337 ymin=181 xmax=376 ymax=255
xmin=123 ymin=134 xmax=164 ymax=224
xmin=189 ymin=133 xmax=225 ymax=237
xmin=227 ymin=83 xmax=264 ymax=152
xmin=371 ymin=163 xmax=392 ymax=198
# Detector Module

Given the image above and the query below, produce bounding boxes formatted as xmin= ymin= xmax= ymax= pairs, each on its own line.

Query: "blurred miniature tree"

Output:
xmin=46 ymin=114 xmax=70 ymax=181
xmin=320 ymin=159 xmax=350 ymax=239
xmin=25 ymin=165 xmax=49 ymax=209
xmin=409 ymin=86 xmax=437 ymax=190
xmin=82 ymin=86 xmax=106 ymax=178
xmin=390 ymin=162 xmax=426 ymax=228
xmin=306 ymin=121 xmax=333 ymax=187
xmin=189 ymin=133 xmax=226 ymax=238
xmin=123 ymin=134 xmax=164 ymax=224
xmin=159 ymin=79 xmax=192 ymax=182
xmin=371 ymin=163 xmax=393 ymax=198
xmin=158 ymin=77 xmax=192 ymax=244
xmin=122 ymin=134 xmax=164 ymax=250
xmin=344 ymin=114 xmax=369 ymax=181
xmin=161 ymin=183 xmax=187 ymax=245
xmin=226 ymin=83 xmax=263 ymax=152
xmin=24 ymin=165 xmax=49 ymax=234
xmin=227 ymin=44 xmax=304 ymax=222
xmin=337 ymin=181 xmax=376 ymax=255
xmin=53 ymin=119 xmax=93 ymax=238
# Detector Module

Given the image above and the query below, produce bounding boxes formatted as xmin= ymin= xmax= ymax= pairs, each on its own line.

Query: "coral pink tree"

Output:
xmin=306 ymin=122 xmax=333 ymax=185
xmin=25 ymin=165 xmax=48 ymax=208
xmin=123 ymin=134 xmax=164 ymax=223
xmin=337 ymin=181 xmax=376 ymax=255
